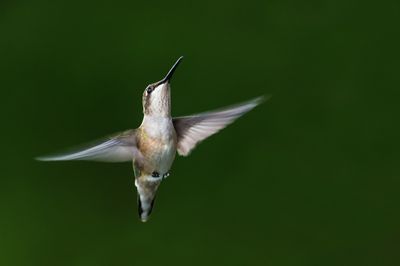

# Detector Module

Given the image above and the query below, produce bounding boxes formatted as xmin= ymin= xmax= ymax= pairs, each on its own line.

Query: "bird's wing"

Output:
xmin=173 ymin=96 xmax=265 ymax=156
xmin=36 ymin=129 xmax=139 ymax=162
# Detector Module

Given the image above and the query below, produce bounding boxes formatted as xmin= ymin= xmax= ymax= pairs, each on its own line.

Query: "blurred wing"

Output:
xmin=36 ymin=129 xmax=138 ymax=162
xmin=173 ymin=96 xmax=265 ymax=156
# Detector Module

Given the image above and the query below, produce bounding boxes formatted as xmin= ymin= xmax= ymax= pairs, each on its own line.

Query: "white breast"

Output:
xmin=142 ymin=116 xmax=174 ymax=140
xmin=140 ymin=116 xmax=177 ymax=174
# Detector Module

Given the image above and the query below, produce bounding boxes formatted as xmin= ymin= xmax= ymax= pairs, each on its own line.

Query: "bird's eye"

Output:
xmin=146 ymin=87 xmax=153 ymax=94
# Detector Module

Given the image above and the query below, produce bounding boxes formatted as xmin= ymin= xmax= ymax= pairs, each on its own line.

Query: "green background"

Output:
xmin=1 ymin=0 xmax=399 ymax=265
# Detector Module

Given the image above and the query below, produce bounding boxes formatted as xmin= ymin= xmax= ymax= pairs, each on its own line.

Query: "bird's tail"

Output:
xmin=137 ymin=194 xmax=157 ymax=222
xmin=135 ymin=177 xmax=160 ymax=222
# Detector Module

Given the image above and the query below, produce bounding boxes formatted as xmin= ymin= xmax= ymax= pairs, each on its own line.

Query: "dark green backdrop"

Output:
xmin=1 ymin=0 xmax=399 ymax=265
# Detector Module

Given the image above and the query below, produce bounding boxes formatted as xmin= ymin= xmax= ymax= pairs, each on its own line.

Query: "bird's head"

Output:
xmin=142 ymin=56 xmax=183 ymax=117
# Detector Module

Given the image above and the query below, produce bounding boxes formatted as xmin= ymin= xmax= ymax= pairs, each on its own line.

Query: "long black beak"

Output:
xmin=161 ymin=56 xmax=183 ymax=83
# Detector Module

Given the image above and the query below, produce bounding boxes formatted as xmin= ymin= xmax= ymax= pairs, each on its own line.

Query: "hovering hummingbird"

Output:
xmin=37 ymin=56 xmax=265 ymax=222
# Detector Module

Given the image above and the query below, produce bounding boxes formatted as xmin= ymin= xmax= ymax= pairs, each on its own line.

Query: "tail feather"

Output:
xmin=137 ymin=195 xmax=156 ymax=222
xmin=135 ymin=176 xmax=160 ymax=222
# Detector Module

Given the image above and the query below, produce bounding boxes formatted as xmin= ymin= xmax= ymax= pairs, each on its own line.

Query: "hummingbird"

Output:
xmin=37 ymin=56 xmax=265 ymax=222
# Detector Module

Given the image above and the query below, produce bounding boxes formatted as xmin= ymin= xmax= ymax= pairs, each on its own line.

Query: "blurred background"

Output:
xmin=1 ymin=0 xmax=399 ymax=265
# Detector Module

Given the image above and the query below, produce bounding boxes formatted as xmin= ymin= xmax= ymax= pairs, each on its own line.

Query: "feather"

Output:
xmin=36 ymin=129 xmax=138 ymax=162
xmin=173 ymin=96 xmax=266 ymax=156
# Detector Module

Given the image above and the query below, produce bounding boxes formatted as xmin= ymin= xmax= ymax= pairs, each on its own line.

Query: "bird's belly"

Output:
xmin=143 ymin=141 xmax=176 ymax=175
xmin=153 ymin=144 xmax=175 ymax=173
